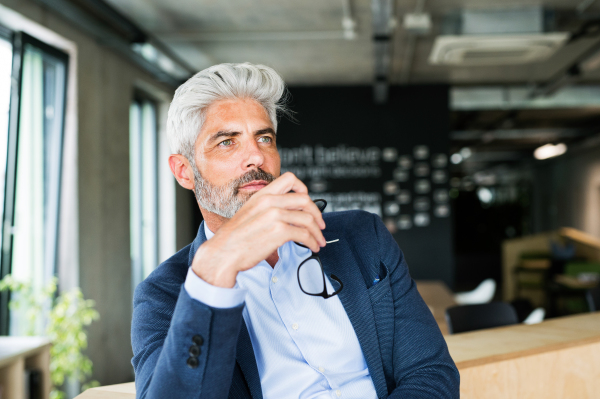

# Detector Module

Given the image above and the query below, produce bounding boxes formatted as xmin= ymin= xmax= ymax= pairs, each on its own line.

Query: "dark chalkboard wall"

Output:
xmin=278 ymin=86 xmax=454 ymax=288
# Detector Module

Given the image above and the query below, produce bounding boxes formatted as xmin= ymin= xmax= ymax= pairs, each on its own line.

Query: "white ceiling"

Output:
xmin=104 ymin=0 xmax=600 ymax=85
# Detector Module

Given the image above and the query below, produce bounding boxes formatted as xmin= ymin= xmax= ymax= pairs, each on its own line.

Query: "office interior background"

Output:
xmin=0 ymin=0 xmax=600 ymax=397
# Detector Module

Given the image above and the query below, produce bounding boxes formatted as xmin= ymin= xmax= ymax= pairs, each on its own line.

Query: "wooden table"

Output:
xmin=447 ymin=312 xmax=600 ymax=398
xmin=76 ymin=382 xmax=135 ymax=399
xmin=77 ymin=313 xmax=600 ymax=399
xmin=0 ymin=336 xmax=51 ymax=399
xmin=416 ymin=280 xmax=456 ymax=335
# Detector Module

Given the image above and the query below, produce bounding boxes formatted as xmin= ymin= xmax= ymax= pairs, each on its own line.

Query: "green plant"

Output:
xmin=0 ymin=275 xmax=100 ymax=399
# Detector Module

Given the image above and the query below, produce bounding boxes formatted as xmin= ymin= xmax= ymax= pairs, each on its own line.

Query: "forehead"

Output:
xmin=201 ymin=98 xmax=272 ymax=132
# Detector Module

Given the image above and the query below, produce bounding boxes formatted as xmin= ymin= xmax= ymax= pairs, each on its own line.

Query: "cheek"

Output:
xmin=266 ymin=150 xmax=281 ymax=174
xmin=197 ymin=155 xmax=239 ymax=184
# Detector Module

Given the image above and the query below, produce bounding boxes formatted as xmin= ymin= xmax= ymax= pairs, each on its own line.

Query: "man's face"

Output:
xmin=190 ymin=98 xmax=281 ymax=217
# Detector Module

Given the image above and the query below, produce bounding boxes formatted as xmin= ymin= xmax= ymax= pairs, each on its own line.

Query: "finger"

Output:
xmin=261 ymin=172 xmax=308 ymax=195
xmin=277 ymin=223 xmax=321 ymax=253
xmin=253 ymin=193 xmax=325 ymax=229
xmin=275 ymin=209 xmax=326 ymax=247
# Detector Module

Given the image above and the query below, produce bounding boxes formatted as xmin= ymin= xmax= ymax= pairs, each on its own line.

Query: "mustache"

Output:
xmin=233 ymin=168 xmax=276 ymax=194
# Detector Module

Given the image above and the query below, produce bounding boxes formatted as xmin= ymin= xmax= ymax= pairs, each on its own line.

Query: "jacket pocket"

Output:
xmin=368 ymin=263 xmax=391 ymax=305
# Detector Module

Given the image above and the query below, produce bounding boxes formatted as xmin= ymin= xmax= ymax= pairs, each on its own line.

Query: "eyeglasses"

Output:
xmin=295 ymin=199 xmax=343 ymax=299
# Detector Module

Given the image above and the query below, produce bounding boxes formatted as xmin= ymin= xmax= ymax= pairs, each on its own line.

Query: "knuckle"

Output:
xmin=258 ymin=194 xmax=272 ymax=205
xmin=268 ymin=207 xmax=282 ymax=219
xmin=273 ymin=222 xmax=285 ymax=234
xmin=259 ymin=194 xmax=273 ymax=208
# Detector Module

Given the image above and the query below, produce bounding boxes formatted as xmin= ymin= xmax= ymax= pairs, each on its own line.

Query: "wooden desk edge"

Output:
xmin=76 ymin=382 xmax=135 ymax=398
xmin=455 ymin=328 xmax=600 ymax=370
xmin=0 ymin=339 xmax=52 ymax=369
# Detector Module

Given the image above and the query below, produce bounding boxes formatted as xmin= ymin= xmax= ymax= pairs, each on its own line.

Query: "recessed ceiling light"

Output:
xmin=534 ymin=143 xmax=567 ymax=160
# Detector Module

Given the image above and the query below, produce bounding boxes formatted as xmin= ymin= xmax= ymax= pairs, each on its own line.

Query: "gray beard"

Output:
xmin=191 ymin=163 xmax=276 ymax=218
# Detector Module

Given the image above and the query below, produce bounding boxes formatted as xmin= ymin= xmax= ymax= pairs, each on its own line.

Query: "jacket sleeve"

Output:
xmin=131 ymin=272 xmax=244 ymax=399
xmin=371 ymin=214 xmax=460 ymax=398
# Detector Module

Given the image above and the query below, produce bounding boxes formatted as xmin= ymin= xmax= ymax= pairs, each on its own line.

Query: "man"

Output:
xmin=131 ymin=63 xmax=459 ymax=399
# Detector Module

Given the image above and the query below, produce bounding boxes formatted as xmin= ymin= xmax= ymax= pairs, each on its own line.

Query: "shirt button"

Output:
xmin=272 ymin=276 xmax=278 ymax=283
xmin=292 ymin=323 xmax=299 ymax=330
xmin=318 ymin=366 xmax=325 ymax=373
xmin=336 ymin=390 xmax=341 ymax=397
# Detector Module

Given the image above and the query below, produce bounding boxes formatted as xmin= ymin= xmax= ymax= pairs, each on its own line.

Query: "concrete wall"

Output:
xmin=0 ymin=0 xmax=196 ymax=385
xmin=532 ymin=140 xmax=600 ymax=239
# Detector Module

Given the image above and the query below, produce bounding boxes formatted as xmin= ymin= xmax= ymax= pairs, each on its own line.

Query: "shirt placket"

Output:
xmin=270 ymin=246 xmax=340 ymax=395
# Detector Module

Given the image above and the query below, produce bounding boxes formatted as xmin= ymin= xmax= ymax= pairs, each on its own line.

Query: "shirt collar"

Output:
xmin=188 ymin=222 xmax=208 ymax=268
xmin=204 ymin=222 xmax=215 ymax=240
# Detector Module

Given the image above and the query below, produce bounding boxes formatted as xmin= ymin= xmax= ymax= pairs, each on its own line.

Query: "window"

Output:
xmin=0 ymin=32 xmax=68 ymax=335
xmin=130 ymin=96 xmax=159 ymax=291
xmin=0 ymin=29 xmax=12 ymax=249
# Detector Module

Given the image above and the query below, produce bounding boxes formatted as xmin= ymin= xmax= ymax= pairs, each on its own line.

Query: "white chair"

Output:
xmin=454 ymin=279 xmax=496 ymax=305
xmin=523 ymin=307 xmax=545 ymax=325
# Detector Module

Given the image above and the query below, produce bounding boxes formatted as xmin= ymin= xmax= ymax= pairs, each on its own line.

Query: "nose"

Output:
xmin=242 ymin=139 xmax=264 ymax=170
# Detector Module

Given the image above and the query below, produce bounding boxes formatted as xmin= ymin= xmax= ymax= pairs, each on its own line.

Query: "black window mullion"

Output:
xmin=0 ymin=31 xmax=24 ymax=335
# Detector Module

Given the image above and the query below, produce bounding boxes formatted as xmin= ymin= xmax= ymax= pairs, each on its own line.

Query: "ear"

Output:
xmin=169 ymin=154 xmax=195 ymax=191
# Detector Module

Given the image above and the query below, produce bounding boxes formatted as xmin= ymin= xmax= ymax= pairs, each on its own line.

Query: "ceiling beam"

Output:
xmin=31 ymin=0 xmax=194 ymax=86
xmin=371 ymin=0 xmax=393 ymax=103
xmin=158 ymin=30 xmax=357 ymax=42
xmin=452 ymin=85 xmax=600 ymax=110
xmin=451 ymin=128 xmax=589 ymax=141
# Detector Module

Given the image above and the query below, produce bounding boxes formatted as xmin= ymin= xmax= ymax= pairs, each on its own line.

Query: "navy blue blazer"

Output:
xmin=131 ymin=210 xmax=459 ymax=398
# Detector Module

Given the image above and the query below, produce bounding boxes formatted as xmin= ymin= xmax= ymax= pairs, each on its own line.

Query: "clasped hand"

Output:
xmin=191 ymin=172 xmax=327 ymax=288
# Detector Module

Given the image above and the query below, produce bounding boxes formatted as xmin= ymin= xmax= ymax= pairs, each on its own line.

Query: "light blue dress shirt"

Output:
xmin=184 ymin=224 xmax=377 ymax=399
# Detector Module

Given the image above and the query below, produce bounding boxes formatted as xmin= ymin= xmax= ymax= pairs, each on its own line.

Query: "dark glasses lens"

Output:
xmin=313 ymin=199 xmax=327 ymax=213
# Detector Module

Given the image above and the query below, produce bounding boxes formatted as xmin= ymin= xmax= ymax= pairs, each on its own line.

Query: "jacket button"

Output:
xmin=189 ymin=345 xmax=201 ymax=357
xmin=192 ymin=335 xmax=204 ymax=346
xmin=187 ymin=357 xmax=199 ymax=369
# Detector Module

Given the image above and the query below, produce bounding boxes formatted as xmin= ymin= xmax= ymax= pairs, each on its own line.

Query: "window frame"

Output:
xmin=0 ymin=31 xmax=69 ymax=335
xmin=130 ymin=91 xmax=160 ymax=294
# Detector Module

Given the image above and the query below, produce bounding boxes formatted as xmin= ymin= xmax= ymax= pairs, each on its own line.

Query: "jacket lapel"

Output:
xmin=320 ymin=236 xmax=389 ymax=399
xmin=235 ymin=320 xmax=263 ymax=399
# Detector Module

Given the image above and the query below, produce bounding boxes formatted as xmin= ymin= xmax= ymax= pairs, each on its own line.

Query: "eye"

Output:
xmin=258 ymin=136 xmax=273 ymax=144
xmin=219 ymin=139 xmax=233 ymax=147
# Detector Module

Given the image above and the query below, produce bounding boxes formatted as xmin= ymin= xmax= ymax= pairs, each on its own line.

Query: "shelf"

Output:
xmin=0 ymin=337 xmax=51 ymax=399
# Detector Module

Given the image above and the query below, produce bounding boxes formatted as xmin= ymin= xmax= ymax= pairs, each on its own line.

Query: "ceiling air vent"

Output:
xmin=429 ymin=34 xmax=569 ymax=66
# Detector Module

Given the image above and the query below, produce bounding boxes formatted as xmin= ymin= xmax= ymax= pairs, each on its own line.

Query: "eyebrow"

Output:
xmin=208 ymin=128 xmax=276 ymax=144
xmin=256 ymin=128 xmax=276 ymax=137
xmin=208 ymin=130 xmax=240 ymax=144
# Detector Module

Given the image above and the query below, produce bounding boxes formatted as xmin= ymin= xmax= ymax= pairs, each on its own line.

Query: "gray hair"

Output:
xmin=167 ymin=62 xmax=289 ymax=160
